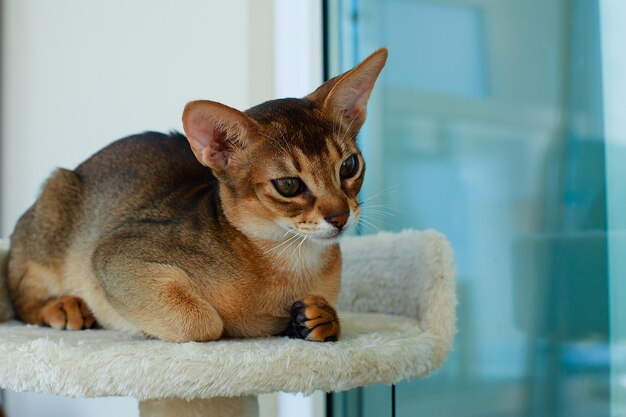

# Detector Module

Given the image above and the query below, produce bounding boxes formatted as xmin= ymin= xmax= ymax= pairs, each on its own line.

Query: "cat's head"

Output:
xmin=182 ymin=49 xmax=387 ymax=244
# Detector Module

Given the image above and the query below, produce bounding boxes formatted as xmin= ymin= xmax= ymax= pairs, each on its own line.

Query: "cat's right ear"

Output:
xmin=182 ymin=100 xmax=258 ymax=172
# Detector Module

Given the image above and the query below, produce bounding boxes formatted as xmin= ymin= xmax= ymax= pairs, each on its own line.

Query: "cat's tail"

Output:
xmin=0 ymin=242 xmax=14 ymax=321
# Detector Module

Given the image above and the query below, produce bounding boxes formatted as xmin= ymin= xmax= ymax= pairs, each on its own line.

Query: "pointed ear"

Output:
xmin=182 ymin=100 xmax=257 ymax=172
xmin=307 ymin=48 xmax=388 ymax=133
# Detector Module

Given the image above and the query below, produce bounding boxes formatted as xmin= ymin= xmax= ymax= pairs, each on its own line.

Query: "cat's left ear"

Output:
xmin=307 ymin=48 xmax=388 ymax=134
xmin=182 ymin=100 xmax=258 ymax=173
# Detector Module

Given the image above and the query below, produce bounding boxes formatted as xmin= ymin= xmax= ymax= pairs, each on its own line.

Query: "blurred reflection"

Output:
xmin=328 ymin=0 xmax=610 ymax=416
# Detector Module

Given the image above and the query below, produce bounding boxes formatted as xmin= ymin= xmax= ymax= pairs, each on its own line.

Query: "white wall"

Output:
xmin=0 ymin=0 xmax=273 ymax=236
xmin=273 ymin=0 xmax=323 ymax=98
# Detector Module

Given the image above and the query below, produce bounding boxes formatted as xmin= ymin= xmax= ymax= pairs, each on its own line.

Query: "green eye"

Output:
xmin=272 ymin=177 xmax=305 ymax=197
xmin=340 ymin=154 xmax=359 ymax=179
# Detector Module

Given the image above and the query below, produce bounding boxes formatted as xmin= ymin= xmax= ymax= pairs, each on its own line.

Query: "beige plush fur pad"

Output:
xmin=0 ymin=230 xmax=456 ymax=399
xmin=0 ymin=313 xmax=432 ymax=399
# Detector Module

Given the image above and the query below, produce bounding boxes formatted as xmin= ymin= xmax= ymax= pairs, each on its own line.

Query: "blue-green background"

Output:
xmin=326 ymin=0 xmax=619 ymax=415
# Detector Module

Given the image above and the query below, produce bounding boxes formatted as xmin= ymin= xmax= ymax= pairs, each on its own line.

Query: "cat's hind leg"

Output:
xmin=7 ymin=169 xmax=96 ymax=330
xmin=93 ymin=238 xmax=224 ymax=342
xmin=8 ymin=248 xmax=96 ymax=329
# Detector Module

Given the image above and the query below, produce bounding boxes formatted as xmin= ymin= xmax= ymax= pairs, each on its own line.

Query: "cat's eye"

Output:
xmin=340 ymin=154 xmax=359 ymax=179
xmin=272 ymin=177 xmax=305 ymax=197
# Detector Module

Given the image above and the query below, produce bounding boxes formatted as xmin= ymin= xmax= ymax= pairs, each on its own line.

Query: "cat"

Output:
xmin=6 ymin=48 xmax=388 ymax=343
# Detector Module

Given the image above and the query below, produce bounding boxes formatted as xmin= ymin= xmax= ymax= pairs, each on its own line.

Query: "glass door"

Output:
xmin=326 ymin=0 xmax=623 ymax=415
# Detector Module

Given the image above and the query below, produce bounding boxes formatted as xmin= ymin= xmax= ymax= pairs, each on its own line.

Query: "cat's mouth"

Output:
xmin=279 ymin=214 xmax=358 ymax=243
xmin=293 ymin=229 xmax=342 ymax=242
xmin=296 ymin=220 xmax=358 ymax=241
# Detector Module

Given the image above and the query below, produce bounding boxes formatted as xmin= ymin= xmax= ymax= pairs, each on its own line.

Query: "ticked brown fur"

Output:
xmin=7 ymin=49 xmax=388 ymax=342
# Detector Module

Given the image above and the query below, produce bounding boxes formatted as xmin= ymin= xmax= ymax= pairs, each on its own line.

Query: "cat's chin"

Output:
xmin=311 ymin=234 xmax=342 ymax=245
xmin=307 ymin=228 xmax=353 ymax=244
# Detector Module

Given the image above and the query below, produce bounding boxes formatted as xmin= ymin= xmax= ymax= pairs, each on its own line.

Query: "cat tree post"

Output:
xmin=139 ymin=397 xmax=258 ymax=417
xmin=0 ymin=231 xmax=456 ymax=417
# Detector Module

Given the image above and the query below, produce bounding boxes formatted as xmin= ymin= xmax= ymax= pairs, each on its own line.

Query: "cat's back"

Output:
xmin=11 ymin=132 xmax=211 ymax=253
xmin=74 ymin=131 xmax=216 ymax=225
xmin=75 ymin=131 xmax=209 ymax=192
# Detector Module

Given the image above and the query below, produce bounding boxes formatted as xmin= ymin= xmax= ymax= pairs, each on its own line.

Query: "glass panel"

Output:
xmin=327 ymin=0 xmax=614 ymax=415
xmin=331 ymin=385 xmax=392 ymax=417
xmin=600 ymin=2 xmax=626 ymax=415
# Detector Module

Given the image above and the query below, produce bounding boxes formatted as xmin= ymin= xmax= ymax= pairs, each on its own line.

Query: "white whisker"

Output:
xmin=360 ymin=215 xmax=397 ymax=229
xmin=276 ymin=235 xmax=301 ymax=258
xmin=263 ymin=233 xmax=301 ymax=254
xmin=359 ymin=208 xmax=395 ymax=217
xmin=359 ymin=204 xmax=402 ymax=212
xmin=294 ymin=235 xmax=308 ymax=258
xmin=358 ymin=185 xmax=400 ymax=206
xmin=283 ymin=227 xmax=296 ymax=237
xmin=359 ymin=218 xmax=381 ymax=232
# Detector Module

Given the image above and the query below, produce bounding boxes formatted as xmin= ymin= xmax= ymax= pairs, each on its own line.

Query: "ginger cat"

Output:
xmin=7 ymin=49 xmax=388 ymax=343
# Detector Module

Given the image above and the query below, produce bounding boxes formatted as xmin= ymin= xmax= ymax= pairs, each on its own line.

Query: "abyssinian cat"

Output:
xmin=6 ymin=49 xmax=388 ymax=343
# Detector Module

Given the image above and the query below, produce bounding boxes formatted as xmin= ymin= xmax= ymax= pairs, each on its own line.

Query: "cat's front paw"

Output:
xmin=287 ymin=296 xmax=340 ymax=342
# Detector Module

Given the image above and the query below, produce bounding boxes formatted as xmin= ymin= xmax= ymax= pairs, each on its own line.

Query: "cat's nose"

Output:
xmin=325 ymin=210 xmax=350 ymax=230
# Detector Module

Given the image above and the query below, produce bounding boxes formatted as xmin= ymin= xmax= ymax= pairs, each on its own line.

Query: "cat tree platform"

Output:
xmin=0 ymin=230 xmax=456 ymax=417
